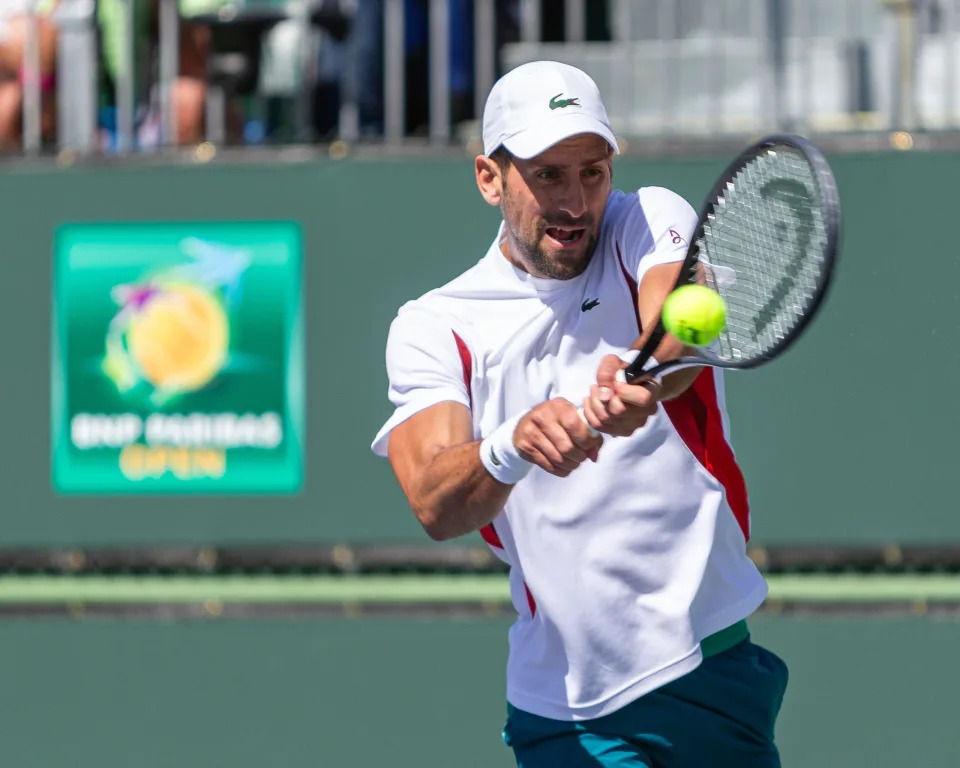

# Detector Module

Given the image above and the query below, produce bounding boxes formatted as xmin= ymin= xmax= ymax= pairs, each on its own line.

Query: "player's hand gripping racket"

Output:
xmin=581 ymin=133 xmax=841 ymax=435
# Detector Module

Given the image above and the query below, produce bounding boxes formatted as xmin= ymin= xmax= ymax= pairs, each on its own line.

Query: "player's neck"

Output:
xmin=499 ymin=235 xmax=550 ymax=280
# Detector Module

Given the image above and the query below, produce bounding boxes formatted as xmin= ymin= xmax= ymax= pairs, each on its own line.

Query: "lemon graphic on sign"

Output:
xmin=125 ymin=282 xmax=228 ymax=393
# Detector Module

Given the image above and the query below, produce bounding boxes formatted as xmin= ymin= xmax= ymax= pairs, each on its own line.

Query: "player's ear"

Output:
xmin=475 ymin=155 xmax=503 ymax=207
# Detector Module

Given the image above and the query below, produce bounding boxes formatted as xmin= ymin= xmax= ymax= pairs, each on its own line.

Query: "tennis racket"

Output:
xmin=581 ymin=133 xmax=841 ymax=432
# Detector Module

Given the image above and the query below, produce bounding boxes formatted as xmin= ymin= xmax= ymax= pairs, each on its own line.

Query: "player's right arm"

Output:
xmin=387 ymin=398 xmax=601 ymax=542
xmin=374 ymin=306 xmax=602 ymax=541
xmin=387 ymin=402 xmax=509 ymax=541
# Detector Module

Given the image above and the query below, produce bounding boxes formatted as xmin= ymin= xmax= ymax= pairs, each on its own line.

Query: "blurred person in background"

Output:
xmin=0 ymin=0 xmax=58 ymax=148
xmin=342 ymin=0 xmax=514 ymax=139
xmin=157 ymin=0 xmax=219 ymax=143
xmin=448 ymin=0 xmax=472 ymax=126
xmin=405 ymin=0 xmax=475 ymax=133
xmin=97 ymin=0 xmax=224 ymax=147
xmin=343 ymin=0 xmax=382 ymax=137
xmin=311 ymin=0 xmax=353 ymax=140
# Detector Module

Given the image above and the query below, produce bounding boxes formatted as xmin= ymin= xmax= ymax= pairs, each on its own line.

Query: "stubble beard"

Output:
xmin=501 ymin=195 xmax=598 ymax=281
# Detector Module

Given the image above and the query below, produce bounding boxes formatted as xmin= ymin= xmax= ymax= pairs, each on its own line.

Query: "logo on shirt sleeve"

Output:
xmin=669 ymin=229 xmax=687 ymax=246
xmin=581 ymin=298 xmax=600 ymax=312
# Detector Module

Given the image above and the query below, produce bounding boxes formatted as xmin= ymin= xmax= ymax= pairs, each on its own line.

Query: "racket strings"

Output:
xmin=699 ymin=147 xmax=830 ymax=362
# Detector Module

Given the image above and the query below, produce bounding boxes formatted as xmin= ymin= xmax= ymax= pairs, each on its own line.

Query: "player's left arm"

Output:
xmin=581 ymin=263 xmax=701 ymax=435
xmin=581 ymin=188 xmax=703 ymax=436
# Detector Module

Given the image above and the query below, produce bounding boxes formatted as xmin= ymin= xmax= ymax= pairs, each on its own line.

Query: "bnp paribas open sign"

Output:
xmin=52 ymin=222 xmax=304 ymax=494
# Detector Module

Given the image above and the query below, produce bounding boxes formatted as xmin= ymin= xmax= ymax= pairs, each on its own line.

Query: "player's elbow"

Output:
xmin=413 ymin=503 xmax=456 ymax=542
xmin=423 ymin=522 xmax=456 ymax=542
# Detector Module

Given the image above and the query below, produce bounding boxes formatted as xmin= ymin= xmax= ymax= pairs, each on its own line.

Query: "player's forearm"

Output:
xmin=408 ymin=442 xmax=514 ymax=541
xmin=648 ymin=335 xmax=701 ymax=400
xmin=658 ymin=367 xmax=703 ymax=400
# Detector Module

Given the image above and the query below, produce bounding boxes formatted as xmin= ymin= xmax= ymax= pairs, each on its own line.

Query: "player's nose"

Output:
xmin=556 ymin=179 xmax=588 ymax=219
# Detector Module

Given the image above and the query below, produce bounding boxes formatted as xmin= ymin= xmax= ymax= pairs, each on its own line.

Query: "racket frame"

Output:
xmin=621 ymin=133 xmax=842 ymax=385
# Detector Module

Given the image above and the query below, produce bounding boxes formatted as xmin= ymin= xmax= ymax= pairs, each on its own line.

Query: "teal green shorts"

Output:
xmin=502 ymin=625 xmax=789 ymax=768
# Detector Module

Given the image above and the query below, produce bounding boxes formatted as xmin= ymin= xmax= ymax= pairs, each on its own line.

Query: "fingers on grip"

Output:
xmin=577 ymin=406 xmax=600 ymax=438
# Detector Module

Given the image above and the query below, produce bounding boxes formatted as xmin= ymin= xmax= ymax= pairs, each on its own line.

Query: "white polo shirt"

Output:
xmin=371 ymin=187 xmax=768 ymax=722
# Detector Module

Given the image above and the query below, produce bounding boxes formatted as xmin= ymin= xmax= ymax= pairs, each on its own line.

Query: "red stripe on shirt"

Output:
xmin=524 ymin=584 xmax=537 ymax=617
xmin=454 ymin=329 xmax=499 ymax=548
xmin=480 ymin=523 xmax=503 ymax=549
xmin=662 ymin=372 xmax=751 ymax=541
xmin=452 ymin=330 xmax=472 ymax=408
xmin=479 ymin=522 xmax=536 ymax=616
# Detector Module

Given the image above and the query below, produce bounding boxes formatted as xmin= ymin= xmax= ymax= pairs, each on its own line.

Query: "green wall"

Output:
xmin=1 ymin=616 xmax=958 ymax=766
xmin=1 ymin=149 xmax=957 ymax=546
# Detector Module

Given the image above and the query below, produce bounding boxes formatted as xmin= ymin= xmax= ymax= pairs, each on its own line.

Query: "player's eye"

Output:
xmin=536 ymin=169 xmax=559 ymax=181
xmin=582 ymin=167 xmax=603 ymax=179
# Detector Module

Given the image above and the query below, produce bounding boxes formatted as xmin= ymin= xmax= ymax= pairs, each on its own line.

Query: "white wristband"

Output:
xmin=479 ymin=413 xmax=533 ymax=485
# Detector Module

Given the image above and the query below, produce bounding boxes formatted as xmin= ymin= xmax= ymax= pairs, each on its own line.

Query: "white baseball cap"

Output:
xmin=482 ymin=61 xmax=620 ymax=160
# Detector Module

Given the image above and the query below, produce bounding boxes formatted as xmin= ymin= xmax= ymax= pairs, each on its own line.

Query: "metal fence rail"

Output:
xmin=5 ymin=0 xmax=960 ymax=158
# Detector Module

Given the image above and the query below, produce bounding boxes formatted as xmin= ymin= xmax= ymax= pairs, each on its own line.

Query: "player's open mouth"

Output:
xmin=545 ymin=227 xmax=585 ymax=247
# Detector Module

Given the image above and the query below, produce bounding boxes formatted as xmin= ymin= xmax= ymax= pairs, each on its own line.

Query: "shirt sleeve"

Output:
xmin=370 ymin=304 xmax=472 ymax=457
xmin=614 ymin=186 xmax=699 ymax=288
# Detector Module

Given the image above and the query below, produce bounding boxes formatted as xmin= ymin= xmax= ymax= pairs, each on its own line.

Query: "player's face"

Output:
xmin=500 ymin=134 xmax=613 ymax=280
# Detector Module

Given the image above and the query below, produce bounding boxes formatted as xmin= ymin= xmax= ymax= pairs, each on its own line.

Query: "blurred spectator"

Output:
xmin=311 ymin=0 xmax=352 ymax=140
xmin=401 ymin=0 xmax=426 ymax=134
xmin=0 ymin=0 xmax=607 ymax=152
xmin=348 ymin=0 xmax=485 ymax=137
xmin=162 ymin=0 xmax=222 ymax=143
xmin=97 ymin=0 xmax=226 ymax=147
xmin=343 ymin=0 xmax=381 ymax=138
xmin=494 ymin=0 xmax=519 ymax=70
xmin=400 ymin=0 xmax=482 ymax=133
xmin=541 ymin=0 xmax=609 ymax=42
xmin=448 ymin=0 xmax=472 ymax=125
xmin=0 ymin=0 xmax=58 ymax=148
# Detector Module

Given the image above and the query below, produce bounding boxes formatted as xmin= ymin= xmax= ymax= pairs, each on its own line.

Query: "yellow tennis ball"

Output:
xmin=661 ymin=284 xmax=727 ymax=347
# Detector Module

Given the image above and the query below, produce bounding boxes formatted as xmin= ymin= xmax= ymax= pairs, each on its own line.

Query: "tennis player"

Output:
xmin=371 ymin=60 xmax=789 ymax=767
